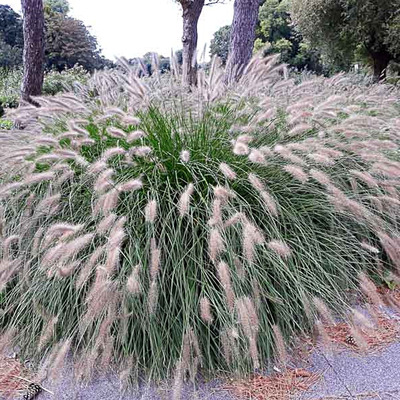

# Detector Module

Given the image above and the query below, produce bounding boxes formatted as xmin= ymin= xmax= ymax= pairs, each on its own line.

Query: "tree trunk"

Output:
xmin=181 ymin=0 xmax=205 ymax=86
xmin=225 ymin=0 xmax=260 ymax=84
xmin=371 ymin=50 xmax=391 ymax=83
xmin=21 ymin=0 xmax=45 ymax=104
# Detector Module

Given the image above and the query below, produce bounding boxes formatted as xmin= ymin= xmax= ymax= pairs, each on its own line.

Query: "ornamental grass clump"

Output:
xmin=0 ymin=55 xmax=399 ymax=382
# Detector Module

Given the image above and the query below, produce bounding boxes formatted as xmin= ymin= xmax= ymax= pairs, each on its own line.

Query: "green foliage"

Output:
xmin=0 ymin=67 xmax=22 ymax=110
xmin=0 ymin=5 xmax=23 ymax=68
xmin=0 ymin=66 xmax=90 ymax=110
xmin=209 ymin=25 xmax=231 ymax=65
xmin=0 ymin=3 xmax=110 ymax=72
xmin=210 ymin=1 xmax=323 ymax=72
xmin=44 ymin=0 xmax=70 ymax=14
xmin=129 ymin=51 xmax=185 ymax=76
xmin=0 ymin=119 xmax=13 ymax=129
xmin=44 ymin=8 xmax=105 ymax=72
xmin=291 ymin=0 xmax=400 ymax=78
xmin=0 ymin=5 xmax=23 ymax=48
xmin=256 ymin=0 xmax=323 ymax=72
xmin=386 ymin=14 xmax=400 ymax=59
xmin=42 ymin=65 xmax=90 ymax=95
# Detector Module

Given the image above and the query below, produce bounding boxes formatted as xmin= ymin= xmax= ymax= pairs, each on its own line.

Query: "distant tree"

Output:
xmin=254 ymin=0 xmax=322 ymax=72
xmin=21 ymin=0 xmax=45 ymax=103
xmin=159 ymin=56 xmax=171 ymax=73
xmin=225 ymin=0 xmax=260 ymax=83
xmin=291 ymin=0 xmax=400 ymax=81
xmin=129 ymin=53 xmax=171 ymax=76
xmin=0 ymin=5 xmax=23 ymax=67
xmin=44 ymin=6 xmax=104 ymax=71
xmin=174 ymin=49 xmax=183 ymax=66
xmin=142 ymin=52 xmax=171 ymax=75
xmin=0 ymin=5 xmax=23 ymax=48
xmin=209 ymin=25 xmax=231 ymax=65
xmin=44 ymin=0 xmax=69 ymax=14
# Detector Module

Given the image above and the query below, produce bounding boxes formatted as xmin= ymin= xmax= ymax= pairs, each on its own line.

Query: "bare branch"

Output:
xmin=205 ymin=0 xmax=226 ymax=5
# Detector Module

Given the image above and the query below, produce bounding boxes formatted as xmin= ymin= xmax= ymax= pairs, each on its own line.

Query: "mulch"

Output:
xmin=324 ymin=312 xmax=399 ymax=353
xmin=0 ymin=356 xmax=32 ymax=399
xmin=225 ymin=368 xmax=321 ymax=400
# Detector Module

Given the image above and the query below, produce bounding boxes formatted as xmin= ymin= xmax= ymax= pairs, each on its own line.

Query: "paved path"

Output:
xmin=296 ymin=343 xmax=400 ymax=400
xmin=34 ymin=308 xmax=400 ymax=400
xmin=36 ymin=341 xmax=400 ymax=400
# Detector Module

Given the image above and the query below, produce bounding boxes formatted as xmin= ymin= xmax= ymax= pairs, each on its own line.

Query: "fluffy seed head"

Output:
xmin=267 ymin=240 xmax=292 ymax=258
xmin=219 ymin=163 xmax=237 ymax=180
xmin=272 ymin=324 xmax=287 ymax=368
xmin=180 ymin=150 xmax=190 ymax=163
xmin=126 ymin=264 xmax=141 ymax=295
xmin=248 ymin=173 xmax=264 ymax=191
xmin=213 ymin=185 xmax=236 ymax=202
xmin=131 ymin=146 xmax=152 ymax=157
xmin=98 ymin=214 xmax=118 ymax=235
xmin=217 ymin=261 xmax=235 ymax=311
xmin=283 ymin=165 xmax=308 ymax=184
xmin=313 ymin=297 xmax=336 ymax=326
xmin=118 ymin=178 xmax=143 ymax=192
xmin=209 ymin=228 xmax=225 ymax=263
xmin=249 ymin=149 xmax=266 ymax=164
xmin=360 ymin=241 xmax=380 ymax=254
xmin=145 ymin=199 xmax=157 ymax=223
xmin=101 ymin=147 xmax=126 ymax=161
xmin=236 ymin=134 xmax=254 ymax=144
xmin=208 ymin=199 xmax=223 ymax=227
xmin=148 ymin=280 xmax=159 ymax=315
xmin=150 ymin=237 xmax=161 ymax=280
xmin=358 ymin=272 xmax=383 ymax=307
xmin=200 ymin=296 xmax=213 ymax=324
xmin=178 ymin=183 xmax=194 ymax=217
xmin=243 ymin=221 xmax=265 ymax=263
xmin=233 ymin=140 xmax=250 ymax=156
xmin=127 ymin=130 xmax=146 ymax=143
xmin=94 ymin=169 xmax=114 ymax=193
xmin=224 ymin=212 xmax=245 ymax=228
xmin=108 ymin=127 xmax=126 ymax=139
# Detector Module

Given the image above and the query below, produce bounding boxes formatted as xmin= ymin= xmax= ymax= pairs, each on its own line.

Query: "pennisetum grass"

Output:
xmin=0 ymin=54 xmax=398 ymax=387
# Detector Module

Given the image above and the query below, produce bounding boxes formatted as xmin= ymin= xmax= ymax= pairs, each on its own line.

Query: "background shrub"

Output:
xmin=0 ymin=68 xmax=21 ymax=112
xmin=0 ymin=65 xmax=89 ymax=115
xmin=42 ymin=65 xmax=89 ymax=95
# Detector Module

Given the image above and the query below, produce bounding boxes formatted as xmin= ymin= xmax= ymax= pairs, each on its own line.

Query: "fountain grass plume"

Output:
xmin=0 ymin=55 xmax=399 ymax=381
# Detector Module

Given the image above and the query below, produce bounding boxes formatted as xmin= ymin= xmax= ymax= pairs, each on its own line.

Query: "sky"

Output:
xmin=1 ymin=0 xmax=234 ymax=60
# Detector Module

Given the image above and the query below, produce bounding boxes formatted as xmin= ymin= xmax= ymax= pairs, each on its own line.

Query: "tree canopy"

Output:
xmin=209 ymin=25 xmax=231 ymax=65
xmin=210 ymin=0 xmax=322 ymax=73
xmin=44 ymin=0 xmax=70 ymax=14
xmin=291 ymin=0 xmax=400 ymax=80
xmin=44 ymin=7 xmax=105 ymax=71
xmin=0 ymin=2 xmax=109 ymax=72
xmin=0 ymin=5 xmax=23 ymax=67
xmin=254 ymin=0 xmax=322 ymax=72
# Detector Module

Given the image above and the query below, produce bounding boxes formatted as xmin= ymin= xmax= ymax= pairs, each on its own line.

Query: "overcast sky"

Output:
xmin=1 ymin=0 xmax=234 ymax=60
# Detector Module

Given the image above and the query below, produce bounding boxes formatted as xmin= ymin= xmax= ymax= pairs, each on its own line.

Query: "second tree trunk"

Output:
xmin=225 ymin=0 xmax=260 ymax=84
